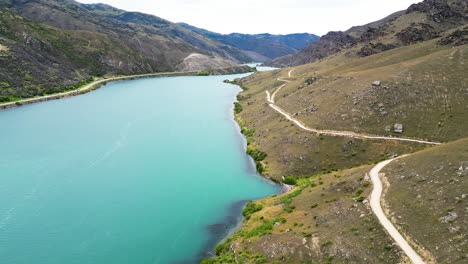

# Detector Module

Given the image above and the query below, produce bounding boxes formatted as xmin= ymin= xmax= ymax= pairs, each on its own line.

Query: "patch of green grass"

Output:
xmin=243 ymin=202 xmax=263 ymax=220
xmin=234 ymin=102 xmax=243 ymax=114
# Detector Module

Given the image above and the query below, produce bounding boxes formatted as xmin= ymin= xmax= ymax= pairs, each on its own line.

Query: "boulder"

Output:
xmin=372 ymin=81 xmax=381 ymax=86
xmin=394 ymin=123 xmax=404 ymax=133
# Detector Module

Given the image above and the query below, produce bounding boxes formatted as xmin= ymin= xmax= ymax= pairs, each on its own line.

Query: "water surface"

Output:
xmin=0 ymin=70 xmax=279 ymax=263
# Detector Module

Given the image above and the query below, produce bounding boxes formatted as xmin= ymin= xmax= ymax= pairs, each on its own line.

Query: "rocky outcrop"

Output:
xmin=357 ymin=42 xmax=396 ymax=57
xmin=396 ymin=23 xmax=440 ymax=45
xmin=406 ymin=0 xmax=466 ymax=24
xmin=357 ymin=27 xmax=387 ymax=42
xmin=265 ymin=0 xmax=467 ymax=68
xmin=438 ymin=27 xmax=468 ymax=46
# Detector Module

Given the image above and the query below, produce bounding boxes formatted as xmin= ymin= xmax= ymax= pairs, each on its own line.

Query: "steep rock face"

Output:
xmin=266 ymin=0 xmax=467 ymax=67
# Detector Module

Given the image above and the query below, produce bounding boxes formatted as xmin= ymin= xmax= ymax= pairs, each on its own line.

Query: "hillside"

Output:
xmin=205 ymin=139 xmax=467 ymax=264
xmin=230 ymin=31 xmax=466 ymax=180
xmin=266 ymin=0 xmax=467 ymax=67
xmin=203 ymin=1 xmax=467 ymax=263
xmin=0 ymin=0 xmax=251 ymax=100
xmin=178 ymin=22 xmax=320 ymax=61
xmin=382 ymin=138 xmax=467 ymax=264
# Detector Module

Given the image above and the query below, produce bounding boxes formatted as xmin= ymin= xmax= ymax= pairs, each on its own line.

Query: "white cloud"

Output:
xmin=77 ymin=0 xmax=421 ymax=35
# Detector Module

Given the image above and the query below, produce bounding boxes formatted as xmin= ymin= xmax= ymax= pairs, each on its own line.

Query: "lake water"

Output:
xmin=0 ymin=68 xmax=280 ymax=263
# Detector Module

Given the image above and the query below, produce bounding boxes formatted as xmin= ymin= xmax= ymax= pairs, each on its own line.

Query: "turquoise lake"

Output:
xmin=0 ymin=69 xmax=280 ymax=263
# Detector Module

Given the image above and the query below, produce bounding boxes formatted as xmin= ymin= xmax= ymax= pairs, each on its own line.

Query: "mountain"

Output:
xmin=205 ymin=0 xmax=467 ymax=263
xmin=81 ymin=3 xmax=253 ymax=63
xmin=178 ymin=22 xmax=320 ymax=61
xmin=0 ymin=0 xmax=253 ymax=100
xmin=266 ymin=0 xmax=467 ymax=67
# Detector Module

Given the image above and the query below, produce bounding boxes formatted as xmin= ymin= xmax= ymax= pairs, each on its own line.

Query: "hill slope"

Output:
xmin=205 ymin=139 xmax=467 ymax=264
xmin=232 ymin=30 xmax=466 ymax=180
xmin=0 ymin=0 xmax=251 ymax=100
xmin=266 ymin=0 xmax=467 ymax=67
xmin=203 ymin=1 xmax=467 ymax=262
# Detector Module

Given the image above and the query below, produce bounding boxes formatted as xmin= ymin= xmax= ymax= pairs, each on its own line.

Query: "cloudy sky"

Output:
xmin=77 ymin=0 xmax=420 ymax=35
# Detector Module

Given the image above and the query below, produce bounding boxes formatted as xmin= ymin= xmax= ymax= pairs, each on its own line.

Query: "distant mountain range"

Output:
xmin=0 ymin=0 xmax=318 ymax=100
xmin=178 ymin=23 xmax=319 ymax=61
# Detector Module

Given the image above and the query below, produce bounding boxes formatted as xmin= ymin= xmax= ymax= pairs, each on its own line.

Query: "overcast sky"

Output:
xmin=77 ymin=0 xmax=421 ymax=35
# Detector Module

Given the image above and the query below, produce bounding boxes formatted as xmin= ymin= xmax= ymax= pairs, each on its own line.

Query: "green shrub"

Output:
xmin=241 ymin=128 xmax=255 ymax=137
xmin=234 ymin=102 xmax=243 ymax=114
xmin=356 ymin=196 xmax=365 ymax=202
xmin=256 ymin=161 xmax=265 ymax=173
xmin=310 ymin=203 xmax=318 ymax=208
xmin=243 ymin=202 xmax=263 ymax=219
xmin=0 ymin=96 xmax=10 ymax=102
xmin=201 ymin=258 xmax=216 ymax=264
xmin=246 ymin=147 xmax=267 ymax=161
xmin=282 ymin=205 xmax=296 ymax=213
xmin=283 ymin=176 xmax=297 ymax=185
xmin=215 ymin=242 xmax=227 ymax=255
xmin=352 ymin=189 xmax=364 ymax=197
xmin=197 ymin=71 xmax=209 ymax=76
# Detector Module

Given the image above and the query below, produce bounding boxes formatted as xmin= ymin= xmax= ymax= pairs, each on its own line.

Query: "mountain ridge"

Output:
xmin=0 ymin=0 xmax=318 ymax=101
xmin=178 ymin=22 xmax=320 ymax=61
xmin=265 ymin=0 xmax=467 ymax=67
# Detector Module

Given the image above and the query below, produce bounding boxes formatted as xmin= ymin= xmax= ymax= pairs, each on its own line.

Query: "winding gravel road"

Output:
xmin=268 ymin=67 xmax=433 ymax=263
xmin=370 ymin=158 xmax=426 ymax=264
xmin=265 ymin=69 xmax=440 ymax=145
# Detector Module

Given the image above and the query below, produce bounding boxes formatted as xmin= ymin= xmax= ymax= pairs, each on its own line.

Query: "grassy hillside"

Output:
xmin=228 ymin=32 xmax=466 ymax=181
xmin=382 ymin=138 xmax=467 ymax=264
xmin=242 ymin=35 xmax=467 ymax=142
xmin=205 ymin=165 xmax=405 ymax=263
xmin=203 ymin=2 xmax=466 ymax=262
xmin=205 ymin=138 xmax=467 ymax=264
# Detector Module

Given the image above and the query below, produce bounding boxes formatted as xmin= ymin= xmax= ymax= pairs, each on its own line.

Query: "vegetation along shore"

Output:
xmin=0 ymin=65 xmax=255 ymax=110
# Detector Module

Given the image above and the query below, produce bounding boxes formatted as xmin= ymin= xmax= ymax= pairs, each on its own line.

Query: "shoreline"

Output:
xmin=201 ymin=74 xmax=292 ymax=262
xmin=0 ymin=65 xmax=255 ymax=111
